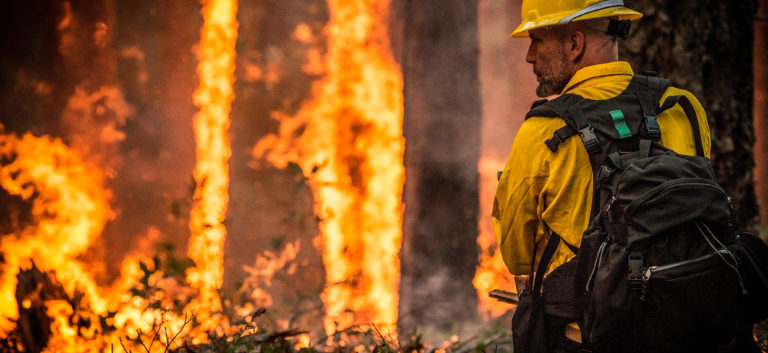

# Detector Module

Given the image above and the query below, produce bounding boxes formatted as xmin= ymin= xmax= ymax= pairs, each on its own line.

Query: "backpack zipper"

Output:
xmin=642 ymin=250 xmax=728 ymax=280
xmin=640 ymin=249 xmax=731 ymax=301
xmin=624 ymin=180 xmax=727 ymax=216
xmin=585 ymin=235 xmax=612 ymax=292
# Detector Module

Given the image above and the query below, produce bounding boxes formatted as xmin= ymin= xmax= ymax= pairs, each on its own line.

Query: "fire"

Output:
xmin=253 ymin=0 xmax=404 ymax=335
xmin=0 ymin=131 xmax=195 ymax=352
xmin=0 ymin=131 xmax=116 ymax=351
xmin=237 ymin=240 xmax=301 ymax=313
xmin=0 ymin=132 xmax=113 ymax=333
xmin=185 ymin=0 xmax=239 ymax=337
xmin=473 ymin=156 xmax=516 ymax=318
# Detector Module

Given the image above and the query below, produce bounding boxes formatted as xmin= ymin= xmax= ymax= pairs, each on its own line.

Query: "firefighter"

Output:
xmin=492 ymin=0 xmax=717 ymax=351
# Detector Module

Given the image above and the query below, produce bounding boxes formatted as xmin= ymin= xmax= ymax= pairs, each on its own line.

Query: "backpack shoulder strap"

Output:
xmin=659 ymin=94 xmax=706 ymax=157
xmin=624 ymin=75 xmax=672 ymax=142
xmin=525 ymin=94 xmax=601 ymax=155
xmin=530 ymin=233 xmax=562 ymax=295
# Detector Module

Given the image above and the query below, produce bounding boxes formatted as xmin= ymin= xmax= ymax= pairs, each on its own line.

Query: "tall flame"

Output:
xmin=185 ymin=0 xmax=238 ymax=336
xmin=254 ymin=0 xmax=404 ymax=334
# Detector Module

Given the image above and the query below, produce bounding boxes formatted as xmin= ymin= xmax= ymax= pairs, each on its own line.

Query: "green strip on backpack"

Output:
xmin=610 ymin=109 xmax=631 ymax=139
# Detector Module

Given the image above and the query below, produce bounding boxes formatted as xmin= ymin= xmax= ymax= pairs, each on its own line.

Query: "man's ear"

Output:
xmin=568 ymin=31 xmax=586 ymax=62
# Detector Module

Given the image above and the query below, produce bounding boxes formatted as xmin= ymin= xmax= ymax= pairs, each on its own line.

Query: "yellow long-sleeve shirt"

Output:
xmin=493 ymin=61 xmax=711 ymax=276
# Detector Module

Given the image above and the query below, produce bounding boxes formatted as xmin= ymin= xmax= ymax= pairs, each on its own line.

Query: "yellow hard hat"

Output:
xmin=511 ymin=0 xmax=643 ymax=38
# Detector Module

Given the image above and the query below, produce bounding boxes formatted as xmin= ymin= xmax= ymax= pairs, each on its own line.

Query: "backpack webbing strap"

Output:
xmin=545 ymin=126 xmax=578 ymax=152
xmin=562 ymin=239 xmax=579 ymax=254
xmin=525 ymin=102 xmax=560 ymax=120
xmin=528 ymin=95 xmax=602 ymax=155
xmin=660 ymin=95 xmax=706 ymax=157
xmin=629 ymin=247 xmax=646 ymax=353
xmin=547 ymin=97 xmax=606 ymax=222
xmin=566 ymin=103 xmax=602 ymax=156
xmin=531 ymin=98 xmax=549 ymax=110
xmin=634 ymin=75 xmax=671 ymax=141
xmin=636 ymin=92 xmax=661 ymax=141
xmin=530 ymin=233 xmax=562 ymax=296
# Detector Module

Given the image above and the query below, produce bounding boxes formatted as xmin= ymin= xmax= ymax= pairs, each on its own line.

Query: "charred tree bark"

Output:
xmin=14 ymin=264 xmax=69 ymax=353
xmin=398 ymin=0 xmax=481 ymax=334
xmin=755 ymin=0 xmax=768 ymax=237
xmin=622 ymin=0 xmax=759 ymax=231
xmin=103 ymin=0 xmax=200 ymax=280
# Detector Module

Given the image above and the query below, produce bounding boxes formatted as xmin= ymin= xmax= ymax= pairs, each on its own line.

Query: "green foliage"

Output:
xmin=129 ymin=242 xmax=195 ymax=307
xmin=3 ymin=240 xmax=514 ymax=353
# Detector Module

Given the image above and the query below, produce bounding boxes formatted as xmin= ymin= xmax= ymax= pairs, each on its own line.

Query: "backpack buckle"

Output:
xmin=628 ymin=250 xmax=644 ymax=291
xmin=579 ymin=126 xmax=601 ymax=155
xmin=645 ymin=115 xmax=661 ymax=140
xmin=597 ymin=165 xmax=615 ymax=185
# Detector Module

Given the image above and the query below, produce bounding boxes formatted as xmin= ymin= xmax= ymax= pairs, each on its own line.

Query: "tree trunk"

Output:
xmin=622 ymin=0 xmax=759 ymax=232
xmin=754 ymin=0 xmax=768 ymax=238
xmin=397 ymin=0 xmax=481 ymax=335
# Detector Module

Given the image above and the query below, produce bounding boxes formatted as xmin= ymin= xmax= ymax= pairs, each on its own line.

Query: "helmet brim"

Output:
xmin=510 ymin=6 xmax=643 ymax=38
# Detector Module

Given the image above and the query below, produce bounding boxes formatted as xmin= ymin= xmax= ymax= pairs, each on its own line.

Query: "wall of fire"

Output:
xmin=0 ymin=0 xmax=538 ymax=345
xmin=0 ymin=0 xmax=765 ymax=349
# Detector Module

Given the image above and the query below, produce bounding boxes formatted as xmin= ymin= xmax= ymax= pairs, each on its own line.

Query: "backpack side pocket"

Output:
xmin=512 ymin=289 xmax=549 ymax=353
xmin=641 ymin=250 xmax=743 ymax=352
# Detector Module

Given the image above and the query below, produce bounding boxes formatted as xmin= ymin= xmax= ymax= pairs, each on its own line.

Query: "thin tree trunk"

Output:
xmin=754 ymin=0 xmax=768 ymax=238
xmin=622 ymin=0 xmax=759 ymax=231
xmin=398 ymin=0 xmax=481 ymax=335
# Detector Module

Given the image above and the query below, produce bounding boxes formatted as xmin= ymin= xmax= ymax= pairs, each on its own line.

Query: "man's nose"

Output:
xmin=525 ymin=42 xmax=535 ymax=64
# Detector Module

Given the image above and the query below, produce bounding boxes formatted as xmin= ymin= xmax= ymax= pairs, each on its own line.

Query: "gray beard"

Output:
xmin=535 ymin=73 xmax=570 ymax=97
xmin=534 ymin=53 xmax=570 ymax=97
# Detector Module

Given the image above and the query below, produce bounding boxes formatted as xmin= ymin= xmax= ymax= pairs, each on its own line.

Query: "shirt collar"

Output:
xmin=561 ymin=61 xmax=635 ymax=94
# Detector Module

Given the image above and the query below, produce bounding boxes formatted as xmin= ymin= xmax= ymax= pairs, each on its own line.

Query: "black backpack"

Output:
xmin=513 ymin=74 xmax=768 ymax=353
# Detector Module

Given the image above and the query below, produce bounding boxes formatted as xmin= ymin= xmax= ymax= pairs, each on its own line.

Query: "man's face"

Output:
xmin=526 ymin=27 xmax=571 ymax=98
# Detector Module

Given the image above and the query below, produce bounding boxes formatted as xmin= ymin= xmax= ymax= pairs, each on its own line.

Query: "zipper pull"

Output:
xmin=603 ymin=196 xmax=616 ymax=212
xmin=640 ymin=266 xmax=656 ymax=302
xmin=642 ymin=266 xmax=656 ymax=282
xmin=604 ymin=196 xmax=617 ymax=223
xmin=726 ymin=195 xmax=735 ymax=221
xmin=585 ymin=239 xmax=610 ymax=292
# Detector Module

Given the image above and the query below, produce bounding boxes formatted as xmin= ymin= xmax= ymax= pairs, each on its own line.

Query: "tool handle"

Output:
xmin=488 ymin=289 xmax=519 ymax=304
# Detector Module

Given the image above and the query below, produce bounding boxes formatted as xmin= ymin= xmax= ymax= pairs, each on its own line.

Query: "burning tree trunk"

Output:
xmin=105 ymin=0 xmax=200 ymax=278
xmin=622 ymin=0 xmax=759 ymax=231
xmin=397 ymin=0 xmax=481 ymax=333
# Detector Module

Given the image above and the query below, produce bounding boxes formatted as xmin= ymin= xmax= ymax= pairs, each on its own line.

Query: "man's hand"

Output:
xmin=514 ymin=274 xmax=530 ymax=293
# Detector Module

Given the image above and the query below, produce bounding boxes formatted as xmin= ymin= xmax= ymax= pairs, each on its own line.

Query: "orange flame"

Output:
xmin=473 ymin=157 xmax=516 ymax=318
xmin=253 ymin=0 xmax=404 ymax=334
xmin=185 ymin=0 xmax=239 ymax=337
xmin=0 ymin=133 xmax=112 ymax=324
xmin=0 ymin=131 xmax=112 ymax=348
xmin=0 ymin=132 xmax=198 ymax=352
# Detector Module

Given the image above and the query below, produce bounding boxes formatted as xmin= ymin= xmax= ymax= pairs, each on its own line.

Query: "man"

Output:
xmin=492 ymin=0 xmax=715 ymax=350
